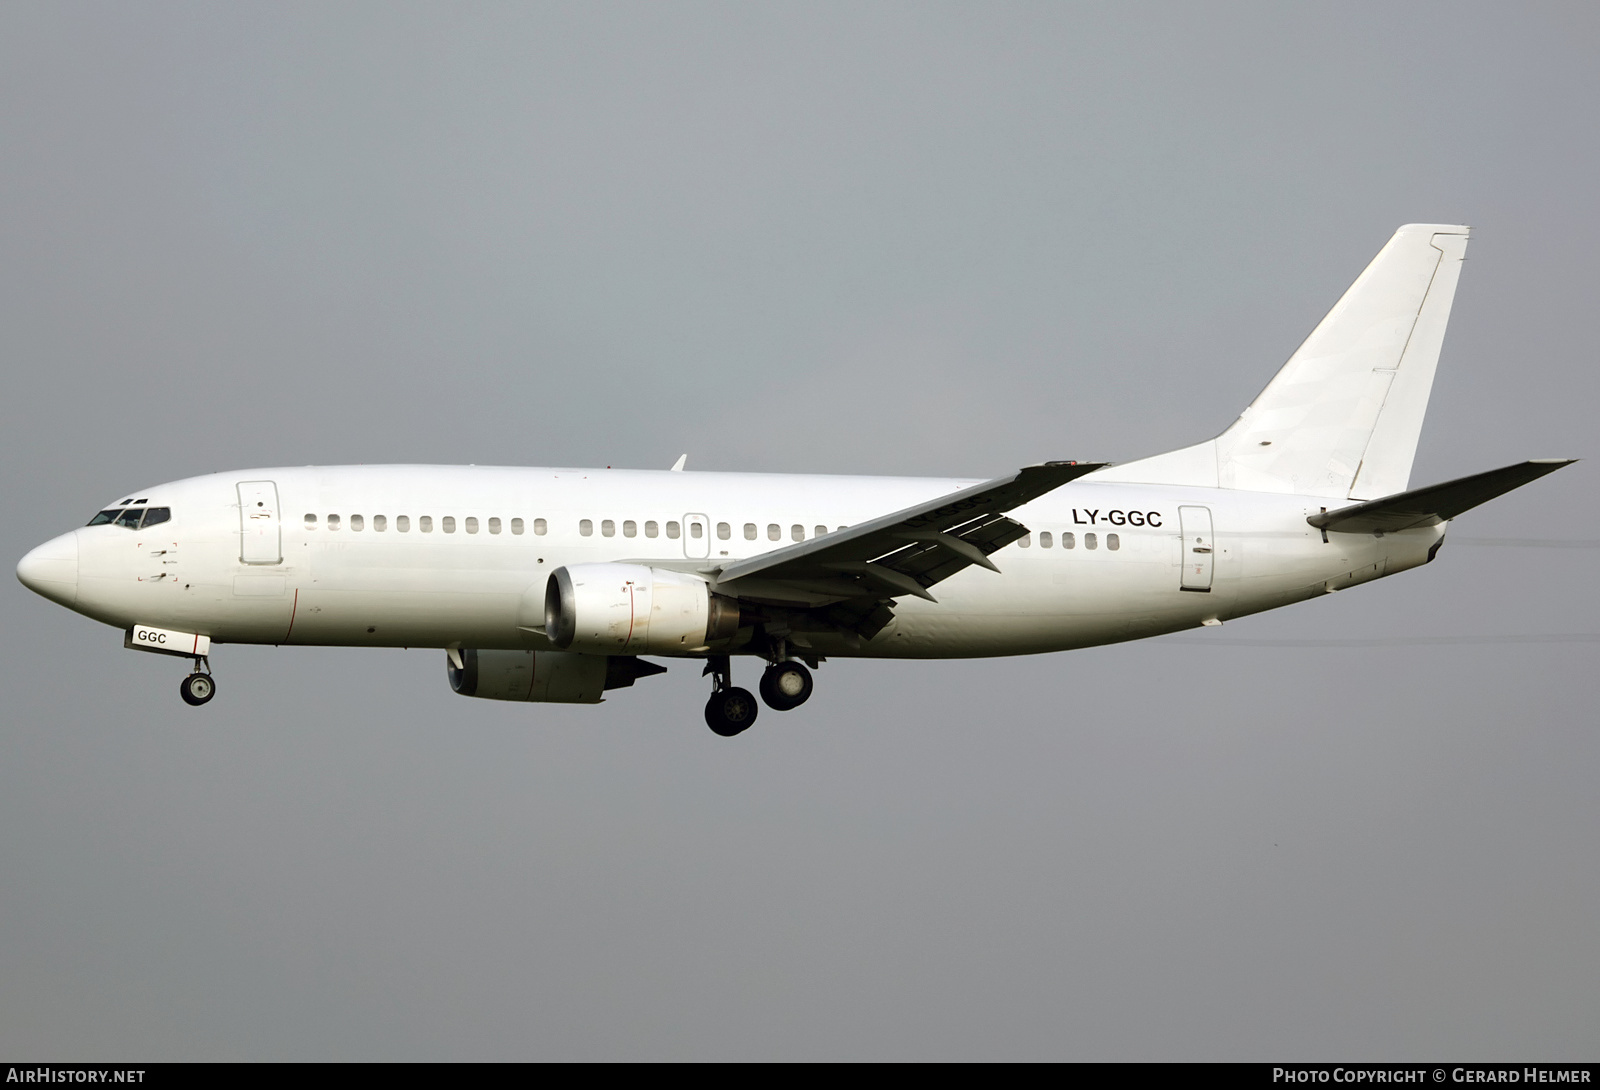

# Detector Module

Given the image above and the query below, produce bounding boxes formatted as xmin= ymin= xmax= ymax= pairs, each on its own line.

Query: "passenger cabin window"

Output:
xmin=397 ymin=515 xmax=410 ymax=532
xmin=791 ymin=525 xmax=804 ymax=542
xmin=328 ymin=514 xmax=341 ymax=530
xmin=511 ymin=518 xmax=524 ymax=535
xmin=419 ymin=516 xmax=432 ymax=533
xmin=304 ymin=513 xmax=317 ymax=528
xmin=1018 ymin=533 xmax=1031 ymax=548
xmin=466 ymin=517 xmax=479 ymax=534
xmin=1085 ymin=533 xmax=1098 ymax=550
xmin=601 ymin=519 xmax=615 ymax=537
xmin=767 ymin=524 xmax=780 ymax=541
xmin=717 ymin=522 xmax=730 ymax=540
xmin=351 ymin=514 xmax=364 ymax=531
xmin=442 ymin=516 xmax=455 ymax=533
xmin=814 ymin=525 xmax=827 ymax=538
xmin=1062 ymin=532 xmax=1075 ymax=549
xmin=531 ymin=518 xmax=545 ymax=536
xmin=623 ymin=520 xmax=636 ymax=538
xmin=666 ymin=521 xmax=680 ymax=539
xmin=488 ymin=517 xmax=501 ymax=534
xmin=579 ymin=519 xmax=593 ymax=537
xmin=1040 ymin=531 xmax=1053 ymax=548
xmin=744 ymin=523 xmax=757 ymax=540
xmin=1107 ymin=533 xmax=1120 ymax=551
xmin=374 ymin=515 xmax=387 ymax=532
xmin=645 ymin=521 xmax=658 ymax=538
xmin=689 ymin=522 xmax=702 ymax=539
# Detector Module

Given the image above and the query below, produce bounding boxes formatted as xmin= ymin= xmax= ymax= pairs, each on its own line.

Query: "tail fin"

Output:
xmin=1100 ymin=224 xmax=1471 ymax=499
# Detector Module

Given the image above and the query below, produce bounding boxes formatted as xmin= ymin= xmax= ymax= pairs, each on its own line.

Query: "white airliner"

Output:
xmin=16 ymin=224 xmax=1574 ymax=735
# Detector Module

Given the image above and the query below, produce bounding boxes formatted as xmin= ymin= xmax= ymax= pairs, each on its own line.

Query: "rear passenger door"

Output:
xmin=1178 ymin=505 xmax=1213 ymax=592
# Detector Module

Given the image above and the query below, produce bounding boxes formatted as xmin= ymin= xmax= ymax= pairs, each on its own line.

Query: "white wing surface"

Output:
xmin=710 ymin=462 xmax=1105 ymax=626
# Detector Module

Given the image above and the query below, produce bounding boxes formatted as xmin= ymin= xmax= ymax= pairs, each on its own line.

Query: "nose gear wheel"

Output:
xmin=180 ymin=672 xmax=216 ymax=706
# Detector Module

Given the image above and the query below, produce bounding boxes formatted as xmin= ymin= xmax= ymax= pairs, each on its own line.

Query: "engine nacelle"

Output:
xmin=544 ymin=563 xmax=740 ymax=654
xmin=447 ymin=648 xmax=670 ymax=703
xmin=447 ymin=648 xmax=598 ymax=703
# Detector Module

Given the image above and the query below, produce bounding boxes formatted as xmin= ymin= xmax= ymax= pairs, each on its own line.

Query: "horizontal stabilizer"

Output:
xmin=1308 ymin=459 xmax=1576 ymax=533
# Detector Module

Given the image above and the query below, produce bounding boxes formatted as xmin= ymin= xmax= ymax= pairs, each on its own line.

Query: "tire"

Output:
xmin=180 ymin=673 xmax=216 ymax=707
xmin=705 ymin=686 xmax=759 ymax=736
xmin=759 ymin=661 xmax=813 ymax=711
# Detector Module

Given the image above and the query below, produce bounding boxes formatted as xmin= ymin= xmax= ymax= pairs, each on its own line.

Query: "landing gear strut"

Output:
xmin=703 ymin=655 xmax=758 ymax=737
xmin=759 ymin=660 xmax=813 ymax=711
xmin=179 ymin=656 xmax=216 ymax=707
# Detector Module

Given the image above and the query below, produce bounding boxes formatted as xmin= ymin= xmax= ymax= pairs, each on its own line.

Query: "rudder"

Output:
xmin=1098 ymin=224 xmax=1471 ymax=499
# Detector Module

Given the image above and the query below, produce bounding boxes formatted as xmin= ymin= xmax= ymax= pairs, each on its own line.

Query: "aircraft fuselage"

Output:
xmin=27 ymin=464 xmax=1440 ymax=660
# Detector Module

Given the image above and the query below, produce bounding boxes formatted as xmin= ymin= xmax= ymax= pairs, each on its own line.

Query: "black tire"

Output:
xmin=759 ymin=661 xmax=813 ymax=711
xmin=705 ymin=686 xmax=759 ymax=736
xmin=180 ymin=673 xmax=216 ymax=707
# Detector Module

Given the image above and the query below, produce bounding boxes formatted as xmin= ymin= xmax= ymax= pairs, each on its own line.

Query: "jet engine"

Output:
xmin=447 ymin=647 xmax=666 ymax=703
xmin=544 ymin=563 xmax=741 ymax=655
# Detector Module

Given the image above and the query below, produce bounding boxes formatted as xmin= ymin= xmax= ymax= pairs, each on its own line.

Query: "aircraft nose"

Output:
xmin=17 ymin=530 xmax=80 ymax=606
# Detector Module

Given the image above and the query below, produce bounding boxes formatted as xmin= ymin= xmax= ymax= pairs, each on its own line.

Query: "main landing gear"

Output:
xmin=759 ymin=659 xmax=813 ymax=712
xmin=702 ymin=651 xmax=817 ymax=737
xmin=179 ymin=656 xmax=216 ymax=707
xmin=703 ymin=656 xmax=758 ymax=737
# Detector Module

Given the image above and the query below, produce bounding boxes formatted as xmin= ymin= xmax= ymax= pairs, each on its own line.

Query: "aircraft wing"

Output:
xmin=712 ymin=461 xmax=1106 ymax=607
xmin=1307 ymin=459 xmax=1576 ymax=534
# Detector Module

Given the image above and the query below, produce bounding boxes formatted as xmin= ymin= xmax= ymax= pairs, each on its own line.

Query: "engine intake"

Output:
xmin=544 ymin=563 xmax=740 ymax=654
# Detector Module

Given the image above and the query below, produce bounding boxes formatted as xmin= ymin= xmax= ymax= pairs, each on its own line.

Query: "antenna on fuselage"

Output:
xmin=670 ymin=454 xmax=688 ymax=472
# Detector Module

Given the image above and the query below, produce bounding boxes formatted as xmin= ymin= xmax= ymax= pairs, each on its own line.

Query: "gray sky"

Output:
xmin=3 ymin=1 xmax=1596 ymax=1060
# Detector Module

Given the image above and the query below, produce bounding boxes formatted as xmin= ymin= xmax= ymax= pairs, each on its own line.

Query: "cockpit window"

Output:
xmin=87 ymin=507 xmax=172 ymax=529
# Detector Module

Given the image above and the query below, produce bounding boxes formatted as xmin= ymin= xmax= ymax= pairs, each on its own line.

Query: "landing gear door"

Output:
xmin=1178 ymin=505 xmax=1213 ymax=592
xmin=238 ymin=480 xmax=282 ymax=565
xmin=682 ymin=512 xmax=710 ymax=559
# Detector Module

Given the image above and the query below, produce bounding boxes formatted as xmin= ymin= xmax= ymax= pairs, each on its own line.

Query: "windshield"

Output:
xmin=86 ymin=507 xmax=172 ymax=530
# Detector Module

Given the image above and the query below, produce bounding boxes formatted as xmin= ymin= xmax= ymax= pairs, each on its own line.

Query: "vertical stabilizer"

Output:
xmin=1097 ymin=225 xmax=1470 ymax=499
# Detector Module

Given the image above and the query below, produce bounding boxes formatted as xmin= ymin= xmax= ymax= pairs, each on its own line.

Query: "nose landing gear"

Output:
xmin=179 ymin=656 xmax=215 ymax=706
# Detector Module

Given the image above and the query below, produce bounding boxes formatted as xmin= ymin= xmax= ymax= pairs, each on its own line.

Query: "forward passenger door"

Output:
xmin=237 ymin=481 xmax=282 ymax=565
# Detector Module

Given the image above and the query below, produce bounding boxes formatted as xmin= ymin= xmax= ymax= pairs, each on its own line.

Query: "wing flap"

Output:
xmin=714 ymin=461 xmax=1105 ymax=605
